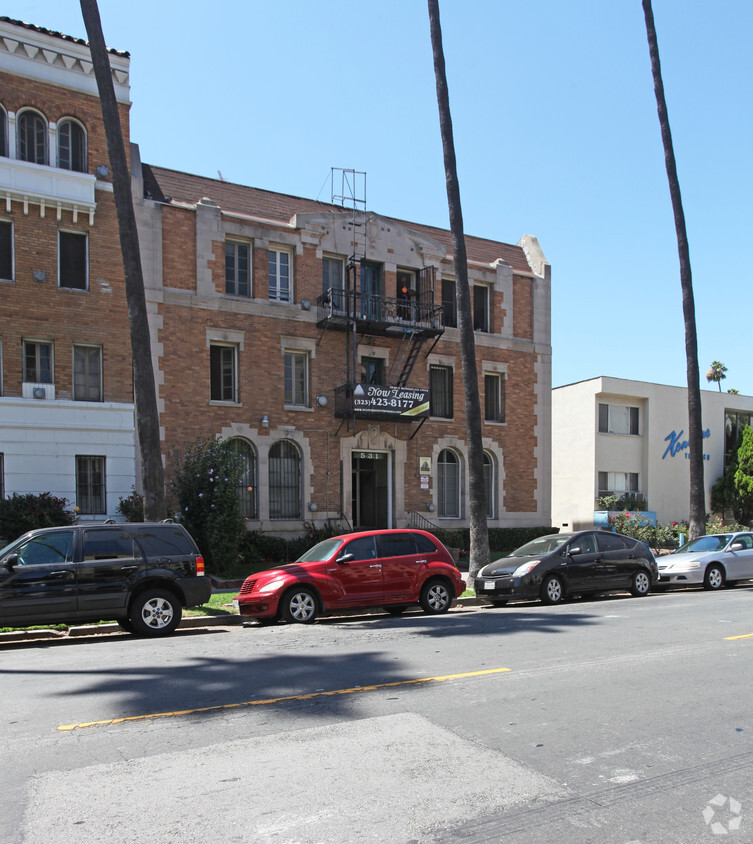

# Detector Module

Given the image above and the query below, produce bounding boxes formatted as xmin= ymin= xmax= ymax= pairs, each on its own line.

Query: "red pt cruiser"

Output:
xmin=235 ymin=528 xmax=464 ymax=624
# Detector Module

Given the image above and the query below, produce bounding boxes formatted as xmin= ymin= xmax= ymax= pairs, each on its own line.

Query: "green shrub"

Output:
xmin=0 ymin=492 xmax=75 ymax=543
xmin=431 ymin=526 xmax=557 ymax=555
xmin=169 ymin=437 xmax=246 ymax=576
xmin=116 ymin=489 xmax=144 ymax=522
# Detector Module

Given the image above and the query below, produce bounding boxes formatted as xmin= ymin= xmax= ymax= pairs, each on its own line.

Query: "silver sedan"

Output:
xmin=657 ymin=532 xmax=753 ymax=590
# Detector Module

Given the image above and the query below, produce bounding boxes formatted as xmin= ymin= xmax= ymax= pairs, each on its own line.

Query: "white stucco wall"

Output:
xmin=553 ymin=377 xmax=753 ymax=528
xmin=0 ymin=397 xmax=136 ymax=519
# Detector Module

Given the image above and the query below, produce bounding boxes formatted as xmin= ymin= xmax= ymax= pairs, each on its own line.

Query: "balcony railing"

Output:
xmin=316 ymin=288 xmax=444 ymax=337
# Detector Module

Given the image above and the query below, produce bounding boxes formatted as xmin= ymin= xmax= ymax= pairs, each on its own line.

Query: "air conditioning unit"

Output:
xmin=23 ymin=382 xmax=55 ymax=400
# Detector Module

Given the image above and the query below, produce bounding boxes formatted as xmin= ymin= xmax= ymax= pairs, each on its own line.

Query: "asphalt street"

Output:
xmin=2 ymin=586 xmax=752 ymax=843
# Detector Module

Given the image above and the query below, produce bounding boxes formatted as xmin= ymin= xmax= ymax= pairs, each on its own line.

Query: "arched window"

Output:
xmin=269 ymin=440 xmax=301 ymax=519
xmin=228 ymin=438 xmax=258 ymax=520
xmin=0 ymin=105 xmax=7 ymax=157
xmin=437 ymin=448 xmax=461 ymax=518
xmin=483 ymin=452 xmax=496 ymax=519
xmin=17 ymin=110 xmax=47 ymax=164
xmin=58 ymin=119 xmax=87 ymax=172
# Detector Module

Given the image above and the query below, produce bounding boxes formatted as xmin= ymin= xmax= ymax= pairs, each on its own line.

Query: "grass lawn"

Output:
xmin=184 ymin=592 xmax=237 ymax=617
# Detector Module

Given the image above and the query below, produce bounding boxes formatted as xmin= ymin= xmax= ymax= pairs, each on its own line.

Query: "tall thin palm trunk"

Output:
xmin=428 ymin=0 xmax=490 ymax=579
xmin=643 ymin=0 xmax=705 ymax=538
xmin=80 ymin=0 xmax=166 ymax=520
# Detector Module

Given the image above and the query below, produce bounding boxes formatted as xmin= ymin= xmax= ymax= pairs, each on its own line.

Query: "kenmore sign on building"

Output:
xmin=552 ymin=377 xmax=753 ymax=531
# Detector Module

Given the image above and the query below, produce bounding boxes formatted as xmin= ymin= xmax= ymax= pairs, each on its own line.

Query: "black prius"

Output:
xmin=474 ymin=530 xmax=658 ymax=607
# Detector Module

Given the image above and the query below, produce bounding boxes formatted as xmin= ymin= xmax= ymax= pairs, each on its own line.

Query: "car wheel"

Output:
xmin=540 ymin=575 xmax=564 ymax=605
xmin=703 ymin=564 xmax=725 ymax=591
xmin=489 ymin=599 xmax=508 ymax=608
xmin=419 ymin=579 xmax=452 ymax=614
xmin=630 ymin=569 xmax=651 ymax=597
xmin=281 ymin=587 xmax=319 ymax=623
xmin=384 ymin=606 xmax=407 ymax=616
xmin=129 ymin=589 xmax=182 ymax=637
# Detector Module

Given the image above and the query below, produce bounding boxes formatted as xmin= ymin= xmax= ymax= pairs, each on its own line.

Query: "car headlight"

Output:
xmin=513 ymin=560 xmax=540 ymax=577
xmin=685 ymin=561 xmax=701 ymax=569
xmin=258 ymin=579 xmax=285 ymax=594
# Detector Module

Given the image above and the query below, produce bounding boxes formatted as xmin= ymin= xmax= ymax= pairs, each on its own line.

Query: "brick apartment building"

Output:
xmin=1 ymin=17 xmax=552 ymax=536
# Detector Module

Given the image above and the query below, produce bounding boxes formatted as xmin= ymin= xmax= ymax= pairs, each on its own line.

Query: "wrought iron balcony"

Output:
xmin=316 ymin=288 xmax=444 ymax=338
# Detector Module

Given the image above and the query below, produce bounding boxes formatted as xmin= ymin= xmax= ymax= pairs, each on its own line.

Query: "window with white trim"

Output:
xmin=483 ymin=451 xmax=496 ymax=519
xmin=438 ymin=449 xmax=461 ymax=518
xmin=59 ymin=231 xmax=88 ymax=290
xmin=484 ymin=373 xmax=505 ymax=423
xmin=76 ymin=455 xmax=106 ymax=514
xmin=598 ymin=471 xmax=640 ymax=500
xmin=0 ymin=220 xmax=12 ymax=281
xmin=269 ymin=440 xmax=302 ymax=519
xmin=225 ymin=241 xmax=251 ymax=297
xmin=268 ymin=247 xmax=292 ymax=302
xmin=284 ymin=351 xmax=309 ymax=407
xmin=430 ymin=365 xmax=453 ymax=419
xmin=210 ymin=344 xmax=238 ymax=402
xmin=57 ymin=119 xmax=87 ymax=172
xmin=228 ymin=438 xmax=258 ymax=520
xmin=442 ymin=278 xmax=457 ymax=328
xmin=18 ymin=110 xmax=47 ymax=164
xmin=73 ymin=345 xmax=102 ymax=401
xmin=0 ymin=105 xmax=7 ymax=157
xmin=598 ymin=403 xmax=639 ymax=435
xmin=24 ymin=340 xmax=53 ymax=384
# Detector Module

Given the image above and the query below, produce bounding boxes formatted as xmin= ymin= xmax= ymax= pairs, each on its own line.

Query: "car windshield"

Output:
xmin=508 ymin=534 xmax=571 ymax=557
xmin=675 ymin=534 xmax=731 ymax=554
xmin=295 ymin=537 xmax=343 ymax=563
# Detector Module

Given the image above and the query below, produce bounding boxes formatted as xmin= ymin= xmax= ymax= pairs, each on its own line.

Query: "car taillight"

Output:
xmin=196 ymin=555 xmax=205 ymax=575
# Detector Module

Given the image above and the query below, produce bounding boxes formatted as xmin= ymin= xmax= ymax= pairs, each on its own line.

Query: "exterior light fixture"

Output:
xmin=316 ymin=395 xmax=328 ymax=407
xmin=427 ymin=503 xmax=436 ymax=512
xmin=308 ymin=502 xmax=318 ymax=512
xmin=261 ymin=414 xmax=269 ymax=428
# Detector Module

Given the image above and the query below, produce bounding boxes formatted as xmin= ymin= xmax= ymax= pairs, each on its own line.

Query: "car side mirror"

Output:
xmin=4 ymin=553 xmax=19 ymax=570
xmin=729 ymin=542 xmax=744 ymax=551
xmin=336 ymin=552 xmax=354 ymax=564
xmin=567 ymin=546 xmax=582 ymax=557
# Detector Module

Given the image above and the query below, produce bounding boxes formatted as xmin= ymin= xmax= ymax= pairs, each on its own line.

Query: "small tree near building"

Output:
xmin=733 ymin=426 xmax=753 ymax=525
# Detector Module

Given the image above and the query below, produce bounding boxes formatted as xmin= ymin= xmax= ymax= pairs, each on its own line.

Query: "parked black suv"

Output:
xmin=0 ymin=522 xmax=211 ymax=636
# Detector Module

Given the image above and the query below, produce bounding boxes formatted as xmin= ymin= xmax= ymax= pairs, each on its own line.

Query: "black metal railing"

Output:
xmin=316 ymin=288 xmax=444 ymax=334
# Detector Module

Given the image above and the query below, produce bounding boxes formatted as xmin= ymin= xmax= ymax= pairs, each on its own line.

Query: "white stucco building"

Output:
xmin=552 ymin=377 xmax=753 ymax=531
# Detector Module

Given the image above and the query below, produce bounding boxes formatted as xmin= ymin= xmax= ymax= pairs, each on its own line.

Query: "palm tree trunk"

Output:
xmin=428 ymin=0 xmax=490 ymax=579
xmin=80 ymin=0 xmax=166 ymax=520
xmin=643 ymin=0 xmax=705 ymax=538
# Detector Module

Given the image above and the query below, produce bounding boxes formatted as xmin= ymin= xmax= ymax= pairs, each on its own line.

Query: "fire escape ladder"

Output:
xmin=394 ymin=331 xmax=427 ymax=387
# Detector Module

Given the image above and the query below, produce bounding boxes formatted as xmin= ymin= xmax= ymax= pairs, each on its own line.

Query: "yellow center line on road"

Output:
xmin=57 ymin=666 xmax=511 ymax=732
xmin=725 ymin=633 xmax=753 ymax=640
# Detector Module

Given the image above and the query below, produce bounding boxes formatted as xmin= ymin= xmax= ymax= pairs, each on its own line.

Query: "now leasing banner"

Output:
xmin=352 ymin=384 xmax=430 ymax=419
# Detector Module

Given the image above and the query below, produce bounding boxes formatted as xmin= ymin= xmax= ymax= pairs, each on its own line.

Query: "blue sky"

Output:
xmin=9 ymin=1 xmax=752 ymax=395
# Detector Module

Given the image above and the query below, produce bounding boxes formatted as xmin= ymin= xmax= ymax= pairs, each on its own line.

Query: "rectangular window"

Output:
xmin=210 ymin=344 xmax=237 ymax=402
xmin=360 ymin=357 xmax=384 ymax=385
xmin=59 ymin=231 xmax=87 ymax=290
xmin=442 ymin=279 xmax=457 ymax=328
xmin=73 ymin=345 xmax=102 ymax=401
xmin=76 ymin=455 xmax=106 ymax=514
xmin=0 ymin=221 xmax=12 ymax=280
xmin=284 ymin=351 xmax=309 ymax=407
xmin=598 ymin=471 xmax=640 ymax=499
xmin=484 ymin=373 xmax=505 ymax=423
xmin=269 ymin=247 xmax=292 ymax=302
xmin=225 ymin=241 xmax=250 ymax=297
xmin=430 ymin=365 xmax=453 ymax=418
xmin=0 ymin=453 xmax=4 ymax=499
xmin=725 ymin=410 xmax=753 ymax=466
xmin=473 ymin=285 xmax=489 ymax=332
xmin=322 ymin=256 xmax=343 ymax=295
xmin=598 ymin=403 xmax=639 ymax=435
xmin=24 ymin=340 xmax=53 ymax=384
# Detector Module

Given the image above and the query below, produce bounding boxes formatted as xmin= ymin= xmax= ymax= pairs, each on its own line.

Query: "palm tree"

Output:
xmin=643 ymin=0 xmax=705 ymax=539
xmin=80 ymin=0 xmax=166 ymax=520
xmin=706 ymin=361 xmax=727 ymax=392
xmin=427 ymin=0 xmax=490 ymax=580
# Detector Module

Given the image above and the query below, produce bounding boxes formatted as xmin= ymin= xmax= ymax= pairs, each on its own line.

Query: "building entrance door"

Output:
xmin=352 ymin=451 xmax=389 ymax=530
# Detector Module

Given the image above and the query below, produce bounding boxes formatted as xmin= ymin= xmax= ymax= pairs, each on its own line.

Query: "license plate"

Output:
xmin=484 ymin=581 xmax=495 ymax=590
xmin=233 ymin=599 xmax=239 ymax=612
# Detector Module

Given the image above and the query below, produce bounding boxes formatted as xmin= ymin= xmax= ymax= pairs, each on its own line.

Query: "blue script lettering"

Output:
xmin=663 ymin=427 xmax=711 ymax=459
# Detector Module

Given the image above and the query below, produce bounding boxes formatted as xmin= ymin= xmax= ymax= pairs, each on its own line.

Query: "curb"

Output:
xmin=1 ymin=597 xmax=489 ymax=643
